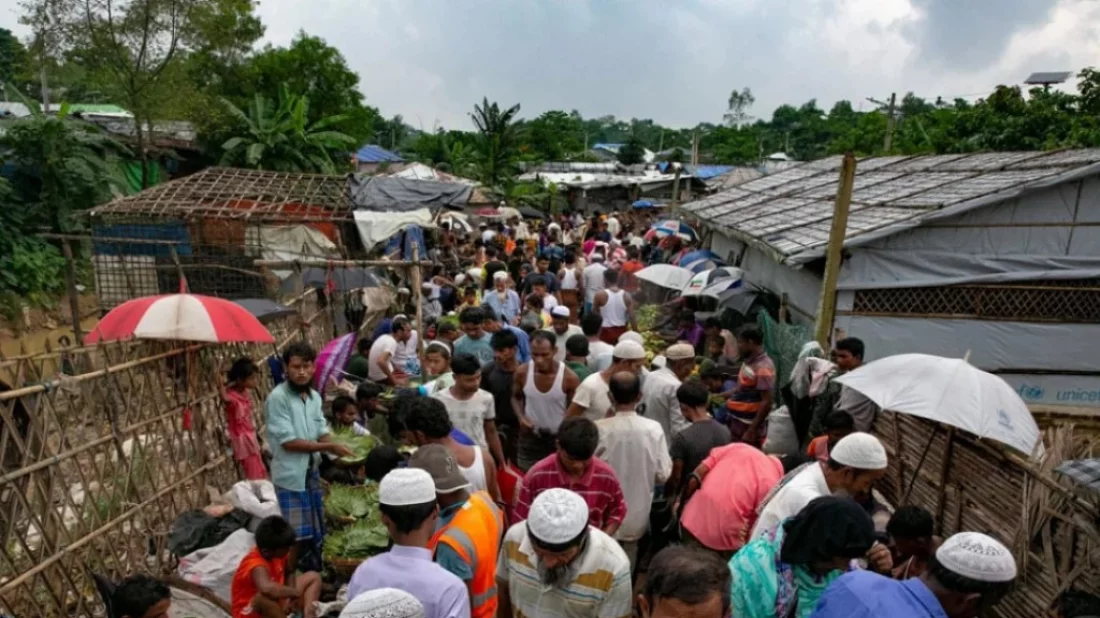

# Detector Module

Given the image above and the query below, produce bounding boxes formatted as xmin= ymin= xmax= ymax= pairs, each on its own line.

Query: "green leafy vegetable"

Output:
xmin=330 ymin=428 xmax=377 ymax=464
xmin=324 ymin=484 xmax=372 ymax=519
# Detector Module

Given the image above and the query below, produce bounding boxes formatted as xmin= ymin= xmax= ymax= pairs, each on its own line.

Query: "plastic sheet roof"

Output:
xmin=683 ymin=149 xmax=1100 ymax=263
xmin=355 ymin=144 xmax=404 ymax=163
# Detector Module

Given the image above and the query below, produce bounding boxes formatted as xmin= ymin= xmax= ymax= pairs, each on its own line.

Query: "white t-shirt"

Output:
xmin=587 ymin=340 xmax=615 ymax=370
xmin=552 ymin=324 xmax=584 ymax=362
xmin=481 ymin=230 xmax=497 ymax=244
xmin=367 ymin=334 xmax=398 ymax=381
xmin=596 ymin=412 xmax=672 ymax=541
xmin=607 ymin=216 xmax=621 ymax=238
xmin=583 ymin=263 xmax=608 ymax=304
xmin=751 ymin=462 xmax=830 ymax=539
xmin=391 ymin=330 xmax=419 ymax=374
xmin=573 ymin=373 xmax=613 ymax=421
xmin=432 ymin=388 xmax=496 ymax=449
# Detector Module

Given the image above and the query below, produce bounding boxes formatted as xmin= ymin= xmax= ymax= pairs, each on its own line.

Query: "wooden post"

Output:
xmin=814 ymin=153 xmax=856 ymax=348
xmin=167 ymin=245 xmax=186 ymax=292
xmin=884 ymin=92 xmax=897 ymax=153
xmin=411 ymin=246 xmax=426 ymax=383
xmin=61 ymin=239 xmax=84 ymax=346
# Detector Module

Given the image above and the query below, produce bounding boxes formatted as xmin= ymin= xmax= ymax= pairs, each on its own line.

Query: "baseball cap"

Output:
xmin=408 ymin=444 xmax=471 ymax=494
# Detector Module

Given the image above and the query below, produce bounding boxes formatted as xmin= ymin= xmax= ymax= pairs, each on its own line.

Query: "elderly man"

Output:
xmin=264 ymin=342 xmax=353 ymax=573
xmin=483 ymin=270 xmax=521 ymax=325
xmin=638 ymin=546 xmax=730 ymax=618
xmin=338 ymin=589 xmax=425 ymax=618
xmin=642 ymin=343 xmax=697 ymax=441
xmin=549 ymin=306 xmax=583 ymax=362
xmin=567 ymin=340 xmax=646 ymax=422
xmin=348 ymin=469 xmax=469 ymax=618
xmin=498 ymin=489 xmax=633 ymax=618
xmin=812 ymin=532 xmax=1018 ymax=618
xmin=595 ymin=371 xmax=672 ymax=568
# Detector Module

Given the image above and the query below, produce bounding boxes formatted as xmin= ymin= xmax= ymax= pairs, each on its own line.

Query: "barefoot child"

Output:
xmin=222 ymin=358 xmax=266 ymax=480
xmin=231 ymin=515 xmax=321 ymax=618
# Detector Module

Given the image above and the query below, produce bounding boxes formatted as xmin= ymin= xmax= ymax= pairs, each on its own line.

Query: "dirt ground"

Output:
xmin=0 ymin=294 xmax=101 ymax=358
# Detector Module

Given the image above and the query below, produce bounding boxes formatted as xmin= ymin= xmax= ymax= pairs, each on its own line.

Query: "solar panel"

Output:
xmin=1024 ymin=71 xmax=1071 ymax=85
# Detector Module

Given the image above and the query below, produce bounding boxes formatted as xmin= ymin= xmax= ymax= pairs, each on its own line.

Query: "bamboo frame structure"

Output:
xmin=0 ymin=291 xmax=337 ymax=618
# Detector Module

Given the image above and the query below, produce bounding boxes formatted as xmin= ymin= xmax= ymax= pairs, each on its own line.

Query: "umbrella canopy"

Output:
xmin=87 ymin=294 xmax=274 ymax=344
xmin=438 ymin=212 xmax=473 ymax=233
xmin=233 ymin=298 xmax=297 ymax=324
xmin=834 ymin=354 xmax=1040 ymax=455
xmin=315 ymin=332 xmax=357 ymax=390
xmin=649 ymin=219 xmax=698 ymax=242
xmin=677 ymin=249 xmax=724 ymax=266
xmin=634 ymin=264 xmax=695 ymax=290
xmin=281 ymin=267 xmax=387 ymax=294
xmin=1055 ymin=459 xmax=1100 ymax=493
xmin=517 ymin=206 xmax=547 ymax=219
xmin=682 ymin=267 xmax=744 ymax=298
xmin=632 ymin=199 xmax=656 ymax=209
xmin=681 ymin=258 xmax=721 ymax=274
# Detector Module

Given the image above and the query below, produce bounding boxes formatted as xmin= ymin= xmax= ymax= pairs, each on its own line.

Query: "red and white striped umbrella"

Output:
xmin=86 ymin=293 xmax=275 ymax=344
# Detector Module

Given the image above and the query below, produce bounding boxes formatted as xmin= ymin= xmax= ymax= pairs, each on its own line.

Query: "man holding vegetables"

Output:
xmin=264 ymin=342 xmax=354 ymax=573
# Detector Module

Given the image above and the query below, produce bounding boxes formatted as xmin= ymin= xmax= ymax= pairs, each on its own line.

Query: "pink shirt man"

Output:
xmin=680 ymin=443 xmax=784 ymax=552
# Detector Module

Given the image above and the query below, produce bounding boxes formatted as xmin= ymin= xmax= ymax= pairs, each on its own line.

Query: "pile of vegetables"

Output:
xmin=325 ymin=483 xmax=376 ymax=519
xmin=323 ymin=483 xmax=390 ymax=561
xmin=635 ymin=304 xmax=660 ymax=332
xmin=329 ymin=429 xmax=377 ymax=464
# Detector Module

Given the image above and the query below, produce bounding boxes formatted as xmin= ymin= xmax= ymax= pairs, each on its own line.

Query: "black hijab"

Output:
xmin=780 ymin=496 xmax=876 ymax=566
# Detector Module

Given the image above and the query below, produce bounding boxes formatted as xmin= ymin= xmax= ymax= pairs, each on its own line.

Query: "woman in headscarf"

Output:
xmin=728 ymin=496 xmax=876 ymax=618
xmin=340 ymin=587 xmax=425 ymax=618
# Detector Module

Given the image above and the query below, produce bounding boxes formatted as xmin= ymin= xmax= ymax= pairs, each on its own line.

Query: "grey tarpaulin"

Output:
xmin=348 ymin=174 xmax=472 ymax=212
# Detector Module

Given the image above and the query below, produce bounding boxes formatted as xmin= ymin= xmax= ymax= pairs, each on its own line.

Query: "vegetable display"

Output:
xmin=322 ymin=483 xmax=390 ymax=561
xmin=325 ymin=483 xmax=375 ymax=519
xmin=329 ymin=428 xmax=377 ymax=464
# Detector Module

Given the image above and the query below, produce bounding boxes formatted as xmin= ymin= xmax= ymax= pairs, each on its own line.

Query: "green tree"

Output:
xmin=524 ymin=110 xmax=583 ymax=161
xmin=723 ymin=87 xmax=755 ymax=127
xmin=617 ymin=134 xmax=646 ymax=165
xmin=0 ymin=28 xmax=33 ymax=94
xmin=470 ymin=97 xmax=521 ymax=188
xmin=219 ymin=88 xmax=356 ymax=173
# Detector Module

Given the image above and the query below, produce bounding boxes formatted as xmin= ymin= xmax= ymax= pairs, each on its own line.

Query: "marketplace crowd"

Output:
xmin=111 ymin=209 xmax=1091 ymax=618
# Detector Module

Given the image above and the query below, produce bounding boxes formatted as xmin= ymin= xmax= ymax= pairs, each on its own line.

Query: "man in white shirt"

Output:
xmin=582 ymin=313 xmax=614 ymax=371
xmin=549 ymin=306 xmax=583 ymax=362
xmin=368 ymin=316 xmax=414 ymax=384
xmin=567 ymin=340 xmax=645 ymax=422
xmin=641 ymin=343 xmax=697 ymax=441
xmin=582 ymin=254 xmax=608 ymax=315
xmin=596 ymin=371 xmax=671 ymax=569
xmin=606 ymin=214 xmax=621 ymax=239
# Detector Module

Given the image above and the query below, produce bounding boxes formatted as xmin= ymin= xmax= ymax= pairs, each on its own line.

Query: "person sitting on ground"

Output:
xmin=730 ymin=496 xmax=877 ymax=618
xmin=407 ymin=395 xmax=502 ymax=500
xmin=639 ymin=546 xmax=730 ymax=618
xmin=888 ymin=506 xmax=941 ymax=580
xmin=806 ymin=410 xmax=855 ymax=462
xmin=112 ymin=574 xmax=171 ymax=618
xmin=368 ymin=317 xmax=415 ymax=385
xmin=348 ymin=469 xmax=470 ymax=618
xmin=564 ymin=334 xmax=592 ymax=381
xmin=230 ymin=515 xmax=321 ymax=618
xmin=811 ymin=532 xmax=1018 ymax=618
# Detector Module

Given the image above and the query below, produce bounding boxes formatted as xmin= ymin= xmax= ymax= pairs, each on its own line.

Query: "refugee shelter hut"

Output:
xmin=88 ymin=168 xmax=355 ymax=309
xmin=684 ymin=149 xmax=1100 ymax=412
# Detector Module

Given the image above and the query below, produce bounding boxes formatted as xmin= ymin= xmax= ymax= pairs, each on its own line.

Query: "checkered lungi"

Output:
xmin=276 ymin=469 xmax=326 ymax=542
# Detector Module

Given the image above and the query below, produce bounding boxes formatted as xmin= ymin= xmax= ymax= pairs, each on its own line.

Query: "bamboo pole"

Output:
xmin=411 ymin=246 xmax=425 ymax=383
xmin=814 ymin=152 xmax=856 ymax=348
xmin=254 ymin=258 xmax=428 ymax=268
xmin=60 ymin=239 xmax=85 ymax=347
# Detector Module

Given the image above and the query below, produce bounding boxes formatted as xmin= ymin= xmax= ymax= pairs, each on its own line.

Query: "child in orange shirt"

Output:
xmin=230 ymin=516 xmax=321 ymax=618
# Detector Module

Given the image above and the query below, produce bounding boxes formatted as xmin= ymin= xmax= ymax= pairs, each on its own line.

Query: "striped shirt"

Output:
xmin=496 ymin=523 xmax=632 ymax=618
xmin=512 ymin=455 xmax=627 ymax=530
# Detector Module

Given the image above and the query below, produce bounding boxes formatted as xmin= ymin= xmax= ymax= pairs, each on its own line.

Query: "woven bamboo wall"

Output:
xmin=875 ymin=411 xmax=1100 ymax=617
xmin=0 ymin=293 xmax=336 ymax=618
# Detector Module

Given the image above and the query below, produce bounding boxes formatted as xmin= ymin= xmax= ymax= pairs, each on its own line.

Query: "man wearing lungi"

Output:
xmin=264 ymin=341 xmax=353 ymax=572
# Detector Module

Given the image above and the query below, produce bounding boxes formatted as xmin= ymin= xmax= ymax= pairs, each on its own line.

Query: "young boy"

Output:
xmin=231 ymin=515 xmax=321 ymax=618
xmin=422 ymin=341 xmax=454 ymax=395
xmin=331 ymin=396 xmax=369 ymax=436
xmin=887 ymin=505 xmax=939 ymax=580
xmin=806 ymin=410 xmax=855 ymax=461
xmin=114 ymin=574 xmax=171 ymax=618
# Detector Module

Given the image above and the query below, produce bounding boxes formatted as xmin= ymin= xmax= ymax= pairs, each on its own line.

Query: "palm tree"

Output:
xmin=220 ymin=87 xmax=357 ymax=174
xmin=470 ymin=97 xmax=521 ymax=188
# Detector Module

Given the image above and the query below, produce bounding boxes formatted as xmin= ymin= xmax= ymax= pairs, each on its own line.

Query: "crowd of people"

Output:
xmin=109 ymin=208 xmax=1094 ymax=618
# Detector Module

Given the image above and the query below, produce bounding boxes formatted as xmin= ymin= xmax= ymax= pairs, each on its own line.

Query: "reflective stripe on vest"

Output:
xmin=431 ymin=492 xmax=503 ymax=618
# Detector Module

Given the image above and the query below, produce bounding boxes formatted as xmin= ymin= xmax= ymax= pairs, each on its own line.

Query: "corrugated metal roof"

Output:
xmin=355 ymin=144 xmax=404 ymax=163
xmin=683 ymin=149 xmax=1100 ymax=263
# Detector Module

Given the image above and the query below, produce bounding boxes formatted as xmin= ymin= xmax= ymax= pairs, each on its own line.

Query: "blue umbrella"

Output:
xmin=677 ymin=249 xmax=724 ymax=266
xmin=681 ymin=258 xmax=720 ymax=273
xmin=632 ymin=199 xmax=656 ymax=209
xmin=650 ymin=219 xmax=699 ymax=241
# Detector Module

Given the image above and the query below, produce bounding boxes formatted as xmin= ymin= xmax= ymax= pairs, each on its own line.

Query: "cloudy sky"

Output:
xmin=5 ymin=0 xmax=1100 ymax=129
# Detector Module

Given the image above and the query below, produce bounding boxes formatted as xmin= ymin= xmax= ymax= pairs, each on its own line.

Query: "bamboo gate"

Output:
xmin=0 ymin=290 xmax=339 ymax=617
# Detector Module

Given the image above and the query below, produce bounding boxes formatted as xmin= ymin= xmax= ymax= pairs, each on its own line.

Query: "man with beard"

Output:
xmin=497 ymin=488 xmax=632 ymax=618
xmin=264 ymin=342 xmax=353 ymax=572
xmin=511 ymin=331 xmax=580 ymax=471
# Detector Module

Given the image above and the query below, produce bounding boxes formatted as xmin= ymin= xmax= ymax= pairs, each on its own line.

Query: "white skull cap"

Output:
xmin=340 ymin=588 xmax=425 ymax=618
xmin=527 ymin=488 xmax=588 ymax=544
xmin=935 ymin=532 xmax=1018 ymax=583
xmin=378 ymin=468 xmax=436 ymax=507
xmin=830 ymin=432 xmax=888 ymax=470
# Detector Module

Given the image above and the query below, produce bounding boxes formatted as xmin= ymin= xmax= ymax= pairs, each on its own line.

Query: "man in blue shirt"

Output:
xmin=479 ymin=304 xmax=530 ymax=364
xmin=811 ymin=532 xmax=1017 ymax=618
xmin=264 ymin=342 xmax=353 ymax=572
xmin=453 ymin=307 xmax=494 ymax=366
xmin=483 ymin=271 xmax=521 ymax=324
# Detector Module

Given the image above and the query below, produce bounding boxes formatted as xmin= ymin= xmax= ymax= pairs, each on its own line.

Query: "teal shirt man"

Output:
xmin=264 ymin=381 xmax=330 ymax=491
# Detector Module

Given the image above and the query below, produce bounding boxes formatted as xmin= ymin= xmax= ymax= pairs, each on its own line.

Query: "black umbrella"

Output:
xmin=280 ymin=267 xmax=387 ymax=294
xmin=233 ymin=298 xmax=298 ymax=323
xmin=518 ymin=206 xmax=548 ymax=219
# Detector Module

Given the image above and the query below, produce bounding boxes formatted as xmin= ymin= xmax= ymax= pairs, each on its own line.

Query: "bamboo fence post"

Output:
xmin=61 ymin=239 xmax=84 ymax=347
xmin=814 ymin=153 xmax=856 ymax=348
xmin=411 ymin=246 xmax=426 ymax=383
xmin=934 ymin=427 xmax=956 ymax=535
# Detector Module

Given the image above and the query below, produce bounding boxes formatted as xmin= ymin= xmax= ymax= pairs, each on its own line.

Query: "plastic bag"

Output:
xmin=228 ymin=480 xmax=280 ymax=520
xmin=763 ymin=405 xmax=799 ymax=456
xmin=168 ymin=509 xmax=251 ymax=557
xmin=177 ymin=529 xmax=255 ymax=603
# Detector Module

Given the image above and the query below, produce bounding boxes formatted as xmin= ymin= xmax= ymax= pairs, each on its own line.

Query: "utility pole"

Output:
xmin=867 ymin=93 xmax=897 ymax=153
xmin=814 ymin=152 xmax=857 ymax=348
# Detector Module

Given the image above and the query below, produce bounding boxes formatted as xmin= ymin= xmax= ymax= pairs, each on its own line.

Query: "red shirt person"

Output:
xmin=513 ymin=416 xmax=626 ymax=537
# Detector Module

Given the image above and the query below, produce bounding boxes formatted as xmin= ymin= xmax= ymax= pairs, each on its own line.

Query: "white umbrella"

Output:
xmin=635 ymin=264 xmax=694 ymax=290
xmin=681 ymin=267 xmax=744 ymax=298
xmin=834 ymin=353 xmax=1040 ymax=455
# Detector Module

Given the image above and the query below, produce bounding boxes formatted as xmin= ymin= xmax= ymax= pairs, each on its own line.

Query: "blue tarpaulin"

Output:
xmin=383 ymin=224 xmax=427 ymax=260
xmin=93 ymin=223 xmax=193 ymax=257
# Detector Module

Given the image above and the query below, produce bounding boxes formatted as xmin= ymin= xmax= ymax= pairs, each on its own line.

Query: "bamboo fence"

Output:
xmin=875 ymin=411 xmax=1100 ymax=617
xmin=0 ymin=291 xmax=336 ymax=618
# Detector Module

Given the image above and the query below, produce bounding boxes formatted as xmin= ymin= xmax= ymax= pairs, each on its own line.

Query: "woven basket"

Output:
xmin=327 ymin=556 xmax=367 ymax=578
